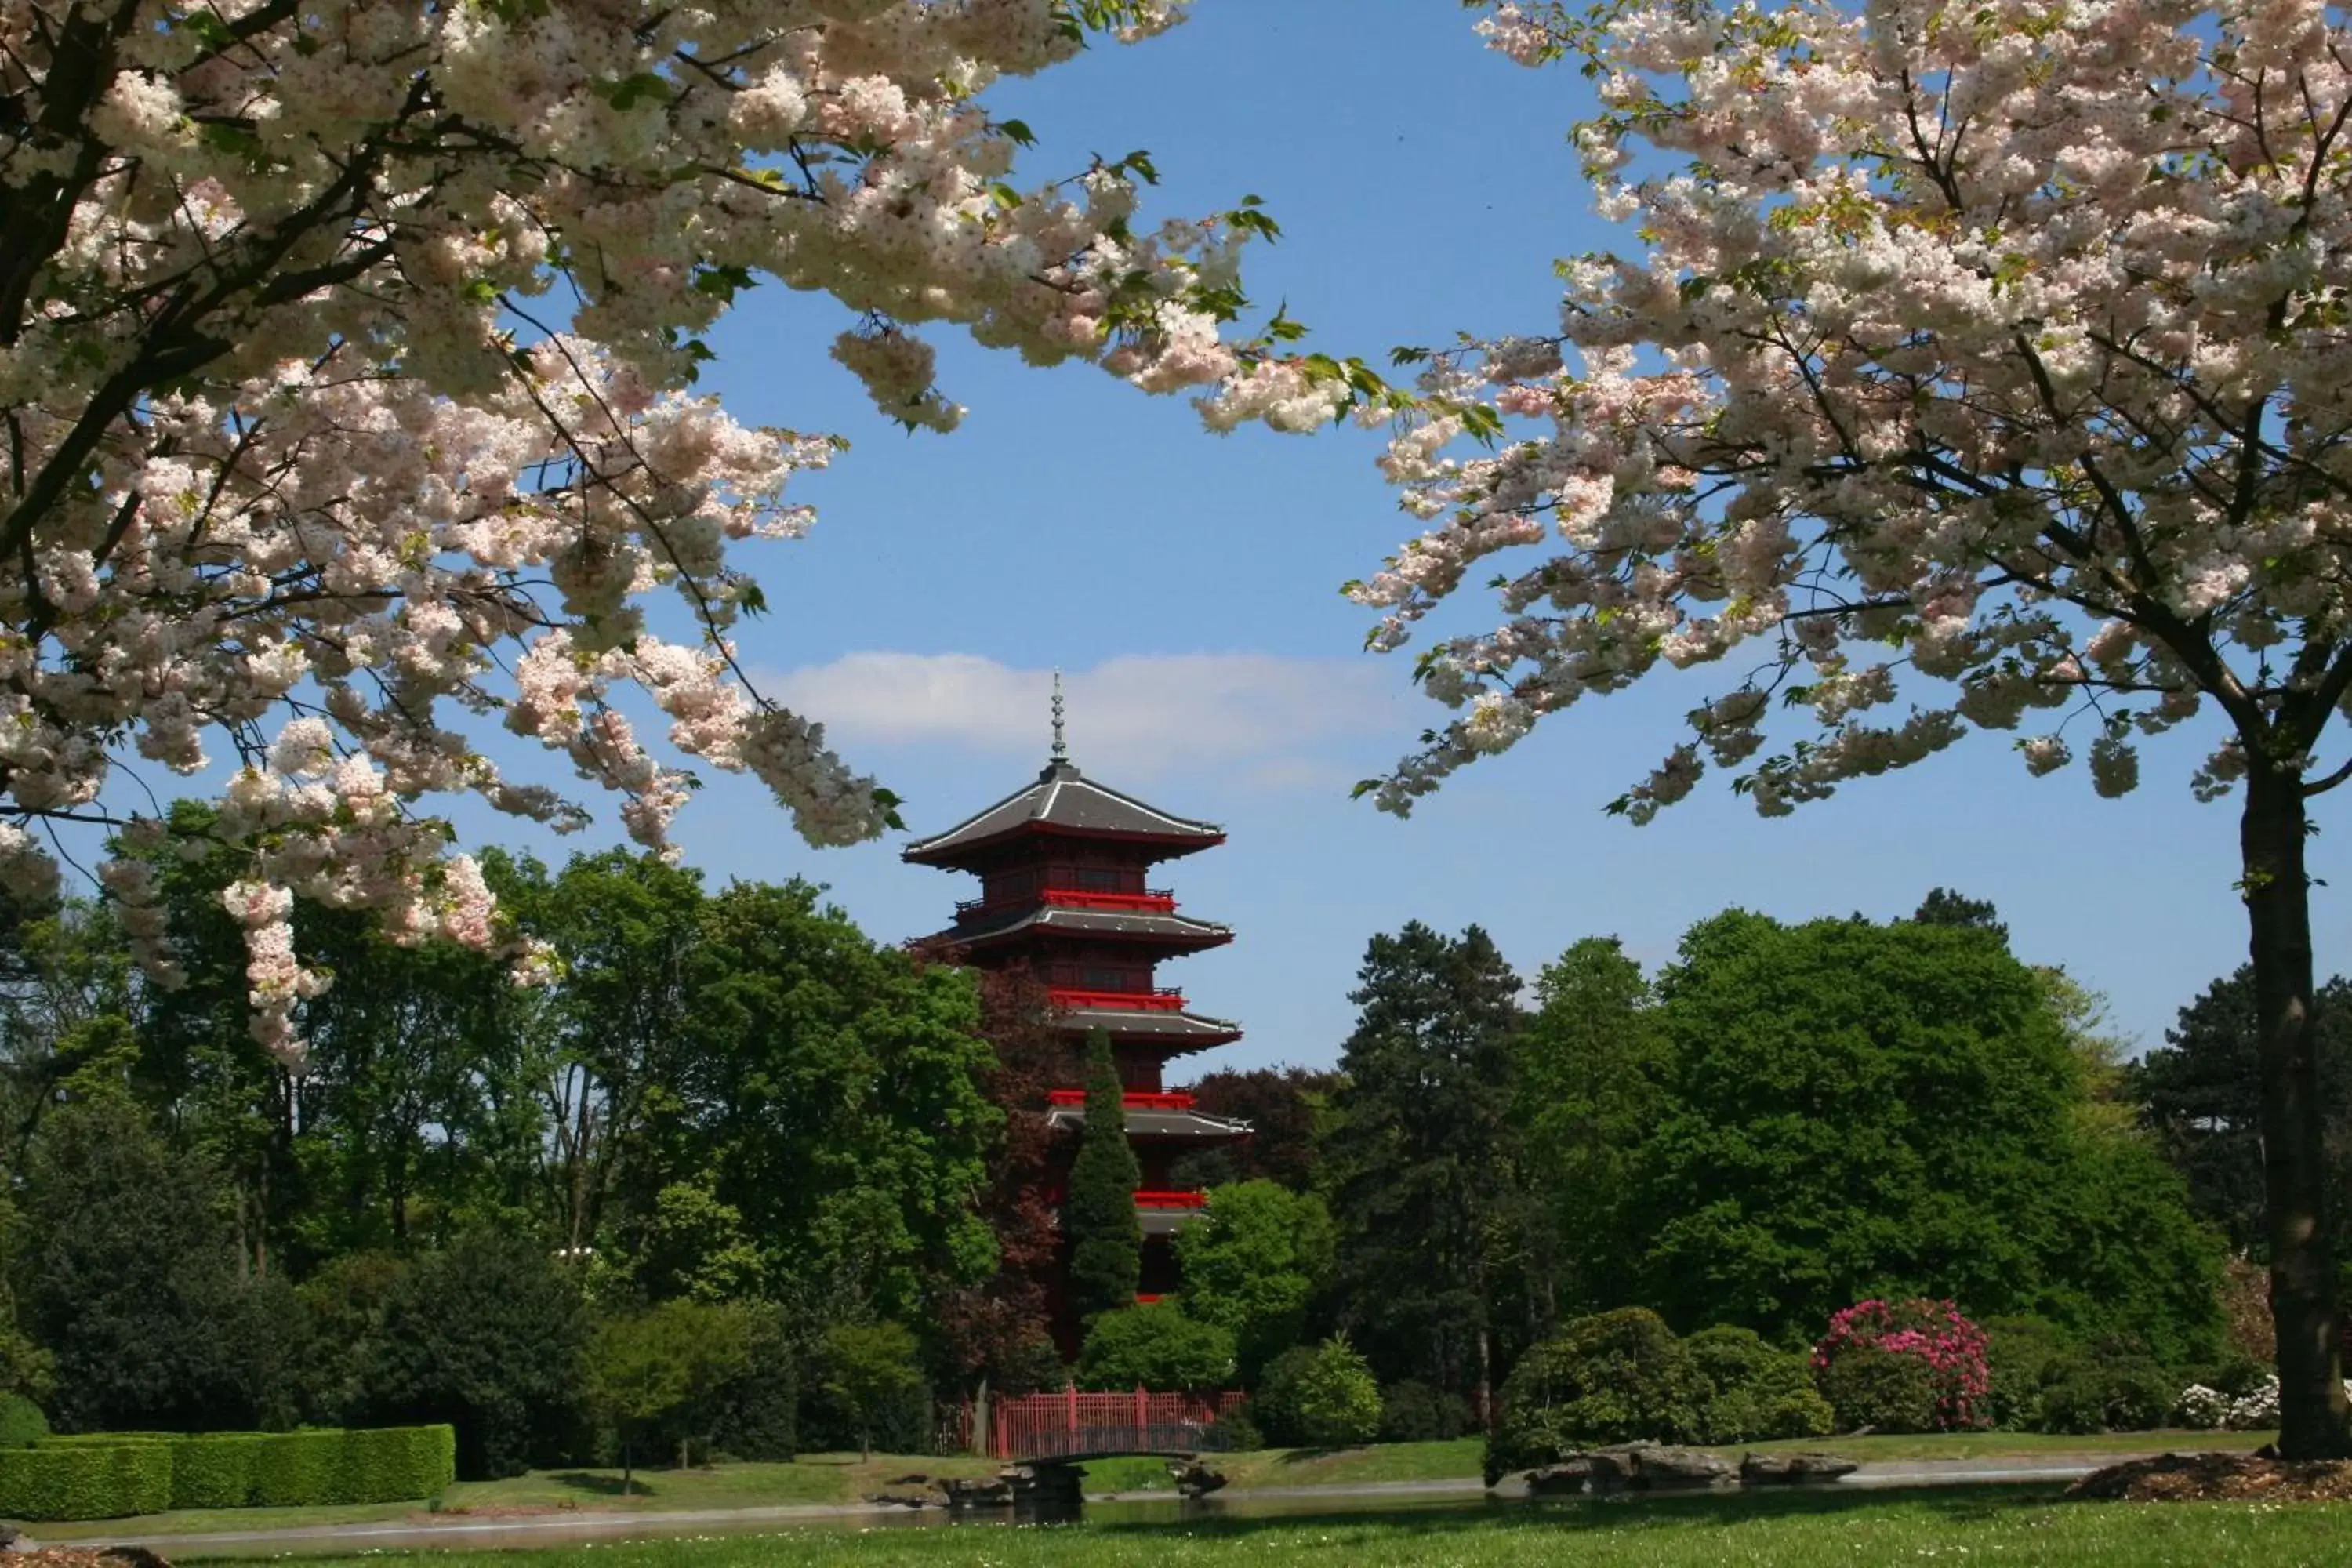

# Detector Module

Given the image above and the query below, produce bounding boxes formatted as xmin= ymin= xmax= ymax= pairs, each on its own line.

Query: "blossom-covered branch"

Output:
xmin=1 ymin=0 xmax=1308 ymax=1063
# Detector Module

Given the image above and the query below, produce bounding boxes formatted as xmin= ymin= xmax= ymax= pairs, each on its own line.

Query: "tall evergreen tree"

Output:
xmin=1320 ymin=923 xmax=1535 ymax=1425
xmin=1911 ymin=888 xmax=2009 ymax=941
xmin=1513 ymin=937 xmax=1664 ymax=1317
xmin=2132 ymin=965 xmax=2352 ymax=1259
xmin=1065 ymin=1033 xmax=1142 ymax=1323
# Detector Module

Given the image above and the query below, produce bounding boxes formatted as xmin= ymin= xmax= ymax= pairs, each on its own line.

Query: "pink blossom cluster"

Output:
xmin=0 ymin=0 xmax=1332 ymax=1062
xmin=1353 ymin=0 xmax=2352 ymax=823
xmin=1813 ymin=1298 xmax=1991 ymax=1431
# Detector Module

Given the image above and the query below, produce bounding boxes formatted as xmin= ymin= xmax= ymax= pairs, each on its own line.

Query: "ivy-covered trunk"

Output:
xmin=2243 ymin=761 xmax=2352 ymax=1457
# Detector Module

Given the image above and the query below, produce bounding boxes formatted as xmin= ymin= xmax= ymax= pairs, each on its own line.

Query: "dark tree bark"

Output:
xmin=2244 ymin=760 xmax=2352 ymax=1457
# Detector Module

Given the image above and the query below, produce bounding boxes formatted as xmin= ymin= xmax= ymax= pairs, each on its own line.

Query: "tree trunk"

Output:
xmin=1475 ymin=1325 xmax=1493 ymax=1436
xmin=2243 ymin=762 xmax=2352 ymax=1457
xmin=620 ymin=1438 xmax=633 ymax=1497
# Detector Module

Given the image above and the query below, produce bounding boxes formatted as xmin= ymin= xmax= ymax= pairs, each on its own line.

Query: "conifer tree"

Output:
xmin=1065 ymin=1033 xmax=1142 ymax=1323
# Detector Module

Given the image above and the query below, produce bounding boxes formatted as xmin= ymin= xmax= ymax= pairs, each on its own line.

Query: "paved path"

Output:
xmin=38 ymin=1453 xmax=2136 ymax=1558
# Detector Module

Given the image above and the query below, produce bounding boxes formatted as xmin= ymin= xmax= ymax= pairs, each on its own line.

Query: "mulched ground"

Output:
xmin=2067 ymin=1450 xmax=2352 ymax=1502
xmin=12 ymin=1551 xmax=172 ymax=1568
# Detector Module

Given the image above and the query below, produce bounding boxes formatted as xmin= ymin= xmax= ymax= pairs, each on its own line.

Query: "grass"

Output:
xmin=170 ymin=1486 xmax=2352 ymax=1567
xmin=27 ymin=1428 xmax=2275 ymax=1540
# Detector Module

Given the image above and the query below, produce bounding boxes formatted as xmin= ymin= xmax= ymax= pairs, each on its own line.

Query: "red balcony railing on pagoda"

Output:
xmin=955 ymin=887 xmax=1179 ymax=918
xmin=1134 ymin=1190 xmax=1208 ymax=1210
xmin=1048 ymin=986 xmax=1187 ymax=1013
xmin=1034 ymin=1188 xmax=1211 ymax=1210
xmin=1045 ymin=1088 xmax=1197 ymax=1112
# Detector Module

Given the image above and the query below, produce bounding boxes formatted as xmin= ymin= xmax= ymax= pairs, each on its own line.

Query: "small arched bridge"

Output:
xmin=973 ymin=1388 xmax=1247 ymax=1461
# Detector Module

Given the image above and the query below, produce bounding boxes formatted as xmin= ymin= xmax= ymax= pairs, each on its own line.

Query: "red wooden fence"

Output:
xmin=947 ymin=1388 xmax=1247 ymax=1460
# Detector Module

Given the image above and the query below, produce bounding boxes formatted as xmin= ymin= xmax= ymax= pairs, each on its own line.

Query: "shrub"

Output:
xmin=1281 ymin=1335 xmax=1382 ymax=1449
xmin=167 ymin=1434 xmax=262 ymax=1509
xmin=1076 ymin=1302 xmax=1236 ymax=1392
xmin=2036 ymin=1357 xmax=2174 ymax=1435
xmin=1980 ymin=1316 xmax=2072 ymax=1432
xmin=0 ymin=1429 xmax=423 ymax=1519
xmin=0 ymin=1443 xmax=173 ymax=1521
xmin=1686 ymin=1327 xmax=1833 ymax=1443
xmin=334 ymin=1425 xmax=457 ymax=1504
xmin=1250 ymin=1347 xmax=1319 ymax=1448
xmin=1378 ymin=1381 xmax=1472 ymax=1443
xmin=356 ymin=1232 xmax=586 ymax=1480
xmin=1813 ymin=1300 xmax=1990 ymax=1430
xmin=0 ymin=1395 xmax=48 ymax=1450
xmin=1207 ymin=1407 xmax=1264 ymax=1453
xmin=1816 ymin=1345 xmax=1938 ymax=1432
xmin=1486 ymin=1308 xmax=1705 ymax=1483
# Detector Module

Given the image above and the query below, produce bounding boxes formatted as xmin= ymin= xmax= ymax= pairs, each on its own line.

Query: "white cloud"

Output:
xmin=764 ymin=651 xmax=1402 ymax=783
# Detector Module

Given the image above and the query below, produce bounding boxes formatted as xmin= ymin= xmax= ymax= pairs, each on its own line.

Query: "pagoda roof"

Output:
xmin=901 ymin=760 xmax=1224 ymax=866
xmin=942 ymin=904 xmax=1232 ymax=952
xmin=1045 ymin=1104 xmax=1253 ymax=1140
xmin=1051 ymin=1004 xmax=1243 ymax=1052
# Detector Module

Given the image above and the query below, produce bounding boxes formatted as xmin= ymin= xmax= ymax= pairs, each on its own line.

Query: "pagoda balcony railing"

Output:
xmin=955 ymin=887 xmax=1178 ymax=918
xmin=1035 ymin=1188 xmax=1212 ymax=1210
xmin=1048 ymin=986 xmax=1187 ymax=1013
xmin=1045 ymin=1088 xmax=1197 ymax=1111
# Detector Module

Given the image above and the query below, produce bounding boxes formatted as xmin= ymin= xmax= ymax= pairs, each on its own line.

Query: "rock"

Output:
xmin=939 ymin=1475 xmax=1015 ymax=1509
xmin=1169 ymin=1460 xmax=1227 ymax=1498
xmin=1626 ymin=1446 xmax=1737 ymax=1488
xmin=1740 ymin=1451 xmax=1859 ymax=1486
xmin=1523 ymin=1458 xmax=1595 ymax=1496
xmin=1583 ymin=1448 xmax=1641 ymax=1487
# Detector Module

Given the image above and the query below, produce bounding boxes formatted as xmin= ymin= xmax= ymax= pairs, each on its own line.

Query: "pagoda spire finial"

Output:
xmin=1051 ymin=669 xmax=1068 ymax=764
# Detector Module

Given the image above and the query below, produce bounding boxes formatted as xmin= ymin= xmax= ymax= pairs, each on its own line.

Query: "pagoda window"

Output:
xmin=1080 ymin=964 xmax=1139 ymax=992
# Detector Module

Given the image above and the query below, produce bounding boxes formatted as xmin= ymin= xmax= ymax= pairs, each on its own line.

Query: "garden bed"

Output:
xmin=2069 ymin=1450 xmax=2352 ymax=1502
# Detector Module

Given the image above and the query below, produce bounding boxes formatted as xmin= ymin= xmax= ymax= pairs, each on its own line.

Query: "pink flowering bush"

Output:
xmin=1813 ymin=1300 xmax=1991 ymax=1432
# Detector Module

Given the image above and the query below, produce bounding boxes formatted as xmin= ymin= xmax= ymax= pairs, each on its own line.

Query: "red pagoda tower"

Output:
xmin=904 ymin=685 xmax=1249 ymax=1327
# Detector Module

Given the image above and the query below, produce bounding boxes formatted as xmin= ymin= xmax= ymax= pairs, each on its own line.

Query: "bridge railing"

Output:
xmin=952 ymin=1387 xmax=1247 ymax=1460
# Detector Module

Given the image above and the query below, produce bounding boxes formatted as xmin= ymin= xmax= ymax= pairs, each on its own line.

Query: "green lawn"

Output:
xmin=173 ymin=1487 xmax=2352 ymax=1567
xmin=27 ymin=1429 xmax=2275 ymax=1541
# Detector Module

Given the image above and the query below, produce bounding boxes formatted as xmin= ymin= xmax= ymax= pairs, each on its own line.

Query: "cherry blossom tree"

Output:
xmin=0 ymin=0 xmax=1323 ymax=1066
xmin=1355 ymin=0 xmax=2352 ymax=1454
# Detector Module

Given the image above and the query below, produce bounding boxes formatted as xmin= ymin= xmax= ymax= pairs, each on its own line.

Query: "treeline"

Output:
xmin=0 ymin=806 xmax=1034 ymax=1475
xmin=0 ymin=820 xmax=2301 ymax=1468
xmin=1071 ymin=893 xmax=2261 ymax=1444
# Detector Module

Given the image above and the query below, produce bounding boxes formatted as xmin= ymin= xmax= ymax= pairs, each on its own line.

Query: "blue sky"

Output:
xmin=569 ymin=0 xmax=2325 ymax=1070
xmin=116 ymin=2 xmax=2319 ymax=1069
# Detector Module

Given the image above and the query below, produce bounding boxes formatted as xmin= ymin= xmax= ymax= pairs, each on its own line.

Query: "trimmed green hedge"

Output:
xmin=0 ymin=1426 xmax=454 ymax=1520
xmin=0 ymin=1444 xmax=172 ymax=1522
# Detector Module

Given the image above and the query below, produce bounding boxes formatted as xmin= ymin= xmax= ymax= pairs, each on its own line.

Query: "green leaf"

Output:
xmin=998 ymin=118 xmax=1038 ymax=147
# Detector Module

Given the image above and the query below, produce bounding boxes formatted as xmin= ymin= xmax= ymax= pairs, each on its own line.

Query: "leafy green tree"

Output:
xmin=817 ymin=1321 xmax=925 ymax=1461
xmin=498 ymin=851 xmax=707 ymax=1257
xmin=662 ymin=880 xmax=1000 ymax=1323
xmin=1065 ymin=1032 xmax=1142 ymax=1324
xmin=358 ymin=1231 xmax=589 ymax=1479
xmin=1637 ymin=911 xmax=2221 ymax=1356
xmin=1280 ymin=1334 xmax=1382 ymax=1448
xmin=1076 ymin=1301 xmax=1236 ymax=1391
xmin=1513 ymin=937 xmax=1665 ymax=1316
xmin=2132 ymin=965 xmax=2352 ymax=1259
xmin=1174 ymin=1181 xmax=1334 ymax=1379
xmin=583 ymin=1300 xmax=755 ymax=1487
xmin=19 ymin=1097 xmax=288 ymax=1432
xmin=1320 ymin=923 xmax=1538 ymax=1422
xmin=1169 ymin=1067 xmax=1341 ymax=1191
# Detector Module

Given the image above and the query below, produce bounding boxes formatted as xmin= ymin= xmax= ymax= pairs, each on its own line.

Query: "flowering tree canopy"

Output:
xmin=0 ymin=0 xmax=1321 ymax=1064
xmin=1356 ymin=0 xmax=2352 ymax=1454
